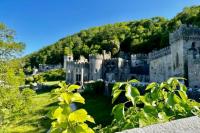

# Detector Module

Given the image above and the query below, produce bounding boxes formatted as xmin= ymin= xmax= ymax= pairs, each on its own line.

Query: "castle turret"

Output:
xmin=169 ymin=24 xmax=200 ymax=85
xmin=64 ymin=47 xmax=74 ymax=83
xmin=89 ymin=54 xmax=103 ymax=81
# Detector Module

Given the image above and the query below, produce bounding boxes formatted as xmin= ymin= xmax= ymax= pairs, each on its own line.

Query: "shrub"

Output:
xmin=97 ymin=78 xmax=200 ymax=132
xmin=84 ymin=81 xmax=105 ymax=95
xmin=41 ymin=69 xmax=65 ymax=81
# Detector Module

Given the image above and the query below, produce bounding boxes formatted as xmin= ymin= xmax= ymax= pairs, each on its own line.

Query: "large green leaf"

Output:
xmin=47 ymin=106 xmax=58 ymax=119
xmin=59 ymin=92 xmax=85 ymax=104
xmin=160 ymin=82 xmax=172 ymax=91
xmin=146 ymin=82 xmax=157 ymax=91
xmin=112 ymin=103 xmax=124 ymax=121
xmin=128 ymin=79 xmax=139 ymax=83
xmin=73 ymin=123 xmax=94 ymax=133
xmin=167 ymin=93 xmax=181 ymax=107
xmin=167 ymin=77 xmax=185 ymax=85
xmin=68 ymin=109 xmax=95 ymax=123
xmin=112 ymin=89 xmax=122 ymax=103
xmin=67 ymin=85 xmax=80 ymax=92
xmin=167 ymin=93 xmax=175 ymax=107
xmin=125 ymin=84 xmax=140 ymax=105
xmin=52 ymin=107 xmax=66 ymax=123
xmin=139 ymin=96 xmax=151 ymax=106
xmin=143 ymin=105 xmax=157 ymax=116
xmin=180 ymin=84 xmax=187 ymax=92
xmin=158 ymin=112 xmax=169 ymax=122
xmin=112 ymin=82 xmax=123 ymax=95
xmin=167 ymin=77 xmax=185 ymax=91
xmin=59 ymin=93 xmax=72 ymax=104
xmin=71 ymin=93 xmax=85 ymax=104
xmin=178 ymin=90 xmax=188 ymax=102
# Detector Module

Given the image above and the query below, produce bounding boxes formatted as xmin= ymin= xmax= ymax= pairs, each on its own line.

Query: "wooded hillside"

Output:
xmin=24 ymin=6 xmax=200 ymax=68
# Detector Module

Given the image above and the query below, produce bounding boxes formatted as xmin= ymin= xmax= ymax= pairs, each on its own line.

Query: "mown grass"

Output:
xmin=3 ymin=83 xmax=113 ymax=132
xmin=4 ymin=92 xmax=56 ymax=133
xmin=77 ymin=93 xmax=113 ymax=128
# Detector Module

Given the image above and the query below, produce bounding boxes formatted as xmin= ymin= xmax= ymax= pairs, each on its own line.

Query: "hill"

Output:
xmin=24 ymin=5 xmax=200 ymax=68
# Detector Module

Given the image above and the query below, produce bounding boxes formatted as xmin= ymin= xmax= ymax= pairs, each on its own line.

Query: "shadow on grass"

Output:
xmin=77 ymin=93 xmax=114 ymax=127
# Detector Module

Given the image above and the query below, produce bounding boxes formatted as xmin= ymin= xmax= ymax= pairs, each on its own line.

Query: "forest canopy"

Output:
xmin=24 ymin=5 xmax=200 ymax=68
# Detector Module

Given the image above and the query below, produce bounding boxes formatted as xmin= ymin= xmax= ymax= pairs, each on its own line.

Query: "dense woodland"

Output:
xmin=24 ymin=6 xmax=200 ymax=68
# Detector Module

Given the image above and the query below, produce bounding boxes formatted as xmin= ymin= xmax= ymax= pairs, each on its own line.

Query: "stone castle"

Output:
xmin=64 ymin=24 xmax=200 ymax=89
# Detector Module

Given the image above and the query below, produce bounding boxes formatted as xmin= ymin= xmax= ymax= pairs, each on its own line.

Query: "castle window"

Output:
xmin=76 ymin=74 xmax=81 ymax=82
xmin=176 ymin=53 xmax=179 ymax=67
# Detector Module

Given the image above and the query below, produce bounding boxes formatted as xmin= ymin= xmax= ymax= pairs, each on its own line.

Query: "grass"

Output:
xmin=3 ymin=86 xmax=114 ymax=132
xmin=4 ymin=92 xmax=56 ymax=133
xmin=42 ymin=81 xmax=62 ymax=86
xmin=78 ymin=93 xmax=114 ymax=127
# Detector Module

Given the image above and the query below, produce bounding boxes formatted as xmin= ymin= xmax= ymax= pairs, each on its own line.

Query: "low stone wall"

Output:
xmin=118 ymin=116 xmax=200 ymax=133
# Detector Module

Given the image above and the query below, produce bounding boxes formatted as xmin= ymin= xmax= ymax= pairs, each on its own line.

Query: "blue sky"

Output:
xmin=0 ymin=0 xmax=200 ymax=55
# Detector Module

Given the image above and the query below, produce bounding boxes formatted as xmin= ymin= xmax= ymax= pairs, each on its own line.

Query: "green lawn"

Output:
xmin=42 ymin=81 xmax=62 ymax=86
xmin=5 ymin=92 xmax=55 ymax=133
xmin=4 ymin=89 xmax=113 ymax=132
xmin=78 ymin=94 xmax=113 ymax=127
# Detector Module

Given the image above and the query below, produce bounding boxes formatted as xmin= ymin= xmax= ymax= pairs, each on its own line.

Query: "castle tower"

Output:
xmin=169 ymin=24 xmax=200 ymax=85
xmin=89 ymin=54 xmax=104 ymax=81
xmin=63 ymin=47 xmax=74 ymax=83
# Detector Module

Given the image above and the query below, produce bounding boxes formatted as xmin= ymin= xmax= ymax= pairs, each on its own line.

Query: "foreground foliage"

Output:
xmin=48 ymin=82 xmax=95 ymax=133
xmin=0 ymin=23 xmax=36 ymax=130
xmin=97 ymin=78 xmax=200 ymax=132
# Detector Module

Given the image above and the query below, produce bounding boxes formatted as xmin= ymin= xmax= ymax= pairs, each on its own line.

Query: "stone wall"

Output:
xmin=65 ymin=58 xmax=89 ymax=84
xmin=119 ymin=116 xmax=200 ymax=133
xmin=188 ymin=51 xmax=200 ymax=88
xmin=149 ymin=54 xmax=172 ymax=82
xmin=89 ymin=54 xmax=103 ymax=81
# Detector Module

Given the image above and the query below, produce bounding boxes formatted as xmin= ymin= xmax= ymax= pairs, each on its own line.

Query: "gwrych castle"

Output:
xmin=64 ymin=24 xmax=200 ymax=89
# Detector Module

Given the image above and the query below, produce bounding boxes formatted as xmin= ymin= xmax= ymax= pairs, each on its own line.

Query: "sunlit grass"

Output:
xmin=5 ymin=92 xmax=55 ymax=133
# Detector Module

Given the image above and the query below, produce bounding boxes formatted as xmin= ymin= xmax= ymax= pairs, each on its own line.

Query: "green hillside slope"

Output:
xmin=24 ymin=5 xmax=200 ymax=68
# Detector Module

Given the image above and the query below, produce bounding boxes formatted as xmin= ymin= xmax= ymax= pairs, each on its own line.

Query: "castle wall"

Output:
xmin=131 ymin=54 xmax=148 ymax=67
xmin=149 ymin=47 xmax=172 ymax=82
xmin=170 ymin=39 xmax=185 ymax=77
xmin=149 ymin=54 xmax=172 ymax=82
xmin=89 ymin=55 xmax=103 ymax=81
xmin=188 ymin=50 xmax=200 ymax=89
xmin=65 ymin=59 xmax=89 ymax=84
xmin=170 ymin=25 xmax=200 ymax=80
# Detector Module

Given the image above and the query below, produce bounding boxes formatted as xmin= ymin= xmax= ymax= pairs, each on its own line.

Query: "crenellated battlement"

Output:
xmin=149 ymin=46 xmax=171 ymax=60
xmin=170 ymin=24 xmax=200 ymax=44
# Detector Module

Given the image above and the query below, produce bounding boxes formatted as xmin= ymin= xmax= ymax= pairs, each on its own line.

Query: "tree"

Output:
xmin=0 ymin=23 xmax=34 ymax=129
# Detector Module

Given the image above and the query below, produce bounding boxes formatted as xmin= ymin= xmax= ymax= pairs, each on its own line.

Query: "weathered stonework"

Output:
xmin=149 ymin=24 xmax=200 ymax=88
xmin=64 ymin=50 xmax=149 ymax=84
xmin=64 ymin=24 xmax=200 ymax=89
xmin=119 ymin=116 xmax=200 ymax=133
